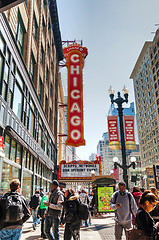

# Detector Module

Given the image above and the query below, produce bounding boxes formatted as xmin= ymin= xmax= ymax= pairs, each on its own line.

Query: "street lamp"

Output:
xmin=109 ymin=86 xmax=135 ymax=189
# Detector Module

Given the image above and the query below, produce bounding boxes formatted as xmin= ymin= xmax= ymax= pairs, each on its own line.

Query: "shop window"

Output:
xmin=1 ymin=162 xmax=20 ymax=194
xmin=30 ymin=155 xmax=33 ymax=171
xmin=4 ymin=134 xmax=10 ymax=159
xmin=16 ymin=11 xmax=26 ymax=55
xmin=10 ymin=139 xmax=16 ymax=162
xmin=16 ymin=144 xmax=21 ymax=165
xmin=22 ymin=171 xmax=32 ymax=200
xmin=23 ymin=150 xmax=27 ymax=167
xmin=26 ymin=152 xmax=30 ymax=169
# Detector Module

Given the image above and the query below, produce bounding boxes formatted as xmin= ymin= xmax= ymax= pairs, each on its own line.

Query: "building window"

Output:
xmin=41 ymin=45 xmax=44 ymax=63
xmin=42 ymin=17 xmax=45 ymax=32
xmin=13 ymin=81 xmax=23 ymax=120
xmin=45 ymin=95 xmax=48 ymax=114
xmin=16 ymin=11 xmax=25 ymax=55
xmin=0 ymin=34 xmax=6 ymax=53
xmin=2 ymin=62 xmax=9 ymax=101
xmin=33 ymin=14 xmax=38 ymax=40
xmin=39 ymin=78 xmax=43 ymax=101
xmin=30 ymin=53 xmax=35 ymax=83
xmin=46 ymin=67 xmax=49 ymax=81
xmin=16 ymin=144 xmax=22 ymax=164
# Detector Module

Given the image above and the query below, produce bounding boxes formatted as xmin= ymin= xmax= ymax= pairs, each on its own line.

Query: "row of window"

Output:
xmin=0 ymin=34 xmax=56 ymax=162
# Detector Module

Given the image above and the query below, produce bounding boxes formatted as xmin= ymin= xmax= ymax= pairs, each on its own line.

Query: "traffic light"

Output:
xmin=0 ymin=0 xmax=25 ymax=13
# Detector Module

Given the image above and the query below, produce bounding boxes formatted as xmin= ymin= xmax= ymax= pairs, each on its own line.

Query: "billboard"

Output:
xmin=63 ymin=43 xmax=88 ymax=147
xmin=59 ymin=160 xmax=101 ymax=180
xmin=107 ymin=116 xmax=120 ymax=150
xmin=98 ymin=187 xmax=114 ymax=212
xmin=124 ymin=116 xmax=136 ymax=150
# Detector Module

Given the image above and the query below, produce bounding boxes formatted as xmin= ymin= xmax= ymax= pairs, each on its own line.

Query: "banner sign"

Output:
xmin=63 ymin=43 xmax=88 ymax=147
xmin=59 ymin=160 xmax=101 ymax=180
xmin=107 ymin=116 xmax=120 ymax=150
xmin=124 ymin=116 xmax=136 ymax=150
xmin=98 ymin=187 xmax=114 ymax=212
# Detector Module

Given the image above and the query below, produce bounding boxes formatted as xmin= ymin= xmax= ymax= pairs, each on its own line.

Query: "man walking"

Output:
xmin=109 ymin=182 xmax=137 ymax=240
xmin=29 ymin=189 xmax=41 ymax=230
xmin=0 ymin=179 xmax=30 ymax=240
xmin=44 ymin=180 xmax=64 ymax=240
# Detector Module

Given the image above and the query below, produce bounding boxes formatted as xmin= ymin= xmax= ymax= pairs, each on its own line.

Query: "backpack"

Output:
xmin=3 ymin=193 xmax=23 ymax=223
xmin=30 ymin=194 xmax=40 ymax=209
xmin=77 ymin=199 xmax=89 ymax=221
xmin=114 ymin=191 xmax=132 ymax=213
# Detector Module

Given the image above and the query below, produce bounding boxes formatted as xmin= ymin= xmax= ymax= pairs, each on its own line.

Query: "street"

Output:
xmin=21 ymin=213 xmax=126 ymax=240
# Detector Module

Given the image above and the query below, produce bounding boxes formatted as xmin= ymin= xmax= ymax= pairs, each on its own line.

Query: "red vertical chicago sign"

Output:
xmin=63 ymin=43 xmax=88 ymax=147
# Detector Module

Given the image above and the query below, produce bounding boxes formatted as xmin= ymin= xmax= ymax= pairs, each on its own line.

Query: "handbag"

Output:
xmin=126 ymin=228 xmax=153 ymax=240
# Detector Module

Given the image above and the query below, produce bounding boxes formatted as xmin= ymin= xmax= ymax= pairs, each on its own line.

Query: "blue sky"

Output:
xmin=57 ymin=0 xmax=159 ymax=160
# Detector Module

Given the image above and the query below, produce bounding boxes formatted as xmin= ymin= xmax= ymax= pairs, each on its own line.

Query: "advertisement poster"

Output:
xmin=107 ymin=116 xmax=120 ymax=150
xmin=98 ymin=187 xmax=114 ymax=212
xmin=124 ymin=116 xmax=136 ymax=150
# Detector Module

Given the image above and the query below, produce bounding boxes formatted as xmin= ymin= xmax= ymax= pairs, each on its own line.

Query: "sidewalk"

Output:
xmin=21 ymin=217 xmax=102 ymax=240
xmin=21 ymin=213 xmax=126 ymax=240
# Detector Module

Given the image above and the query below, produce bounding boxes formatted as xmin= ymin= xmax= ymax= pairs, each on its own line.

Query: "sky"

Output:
xmin=57 ymin=0 xmax=159 ymax=160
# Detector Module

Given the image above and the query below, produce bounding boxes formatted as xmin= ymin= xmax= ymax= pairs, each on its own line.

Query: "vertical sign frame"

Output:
xmin=63 ymin=43 xmax=88 ymax=147
xmin=107 ymin=116 xmax=120 ymax=150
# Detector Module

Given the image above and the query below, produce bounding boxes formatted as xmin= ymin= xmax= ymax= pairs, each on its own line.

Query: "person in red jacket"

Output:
xmin=132 ymin=186 xmax=142 ymax=226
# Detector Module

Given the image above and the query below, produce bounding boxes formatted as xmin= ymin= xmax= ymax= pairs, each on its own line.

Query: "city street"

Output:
xmin=21 ymin=213 xmax=126 ymax=240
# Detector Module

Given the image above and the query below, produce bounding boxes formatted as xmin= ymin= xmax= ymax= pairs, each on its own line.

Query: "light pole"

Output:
xmin=109 ymin=86 xmax=135 ymax=189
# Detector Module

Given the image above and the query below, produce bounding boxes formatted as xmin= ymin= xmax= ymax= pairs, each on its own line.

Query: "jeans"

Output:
xmin=44 ymin=216 xmax=60 ymax=240
xmin=115 ymin=221 xmax=132 ymax=240
xmin=0 ymin=228 xmax=22 ymax=240
xmin=32 ymin=209 xmax=40 ymax=227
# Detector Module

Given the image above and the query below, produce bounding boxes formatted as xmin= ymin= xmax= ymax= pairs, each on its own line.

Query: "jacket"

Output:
xmin=62 ymin=194 xmax=81 ymax=230
xmin=45 ymin=187 xmax=64 ymax=217
xmin=109 ymin=190 xmax=138 ymax=224
xmin=136 ymin=207 xmax=158 ymax=240
xmin=0 ymin=191 xmax=31 ymax=230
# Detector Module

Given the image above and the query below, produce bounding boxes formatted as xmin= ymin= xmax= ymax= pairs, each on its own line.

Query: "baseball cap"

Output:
xmin=52 ymin=180 xmax=59 ymax=186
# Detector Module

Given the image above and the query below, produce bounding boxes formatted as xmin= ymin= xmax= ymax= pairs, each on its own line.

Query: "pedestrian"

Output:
xmin=135 ymin=190 xmax=159 ymax=239
xmin=132 ymin=186 xmax=142 ymax=226
xmin=40 ymin=187 xmax=45 ymax=198
xmin=29 ymin=189 xmax=41 ymax=230
xmin=79 ymin=189 xmax=89 ymax=227
xmin=149 ymin=187 xmax=159 ymax=226
xmin=44 ymin=180 xmax=64 ymax=240
xmin=62 ymin=189 xmax=81 ymax=240
xmin=0 ymin=179 xmax=31 ymax=240
xmin=89 ymin=191 xmax=95 ymax=217
xmin=109 ymin=181 xmax=138 ymax=240
xmin=39 ymin=192 xmax=49 ymax=239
